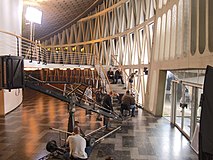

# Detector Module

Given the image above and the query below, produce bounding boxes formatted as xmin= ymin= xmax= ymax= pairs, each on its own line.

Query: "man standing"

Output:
xmin=64 ymin=126 xmax=88 ymax=160
xmin=102 ymin=91 xmax=113 ymax=130
xmin=95 ymin=87 xmax=104 ymax=121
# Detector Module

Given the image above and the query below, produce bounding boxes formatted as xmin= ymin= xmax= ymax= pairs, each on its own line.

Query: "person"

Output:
xmin=95 ymin=87 xmax=103 ymax=104
xmin=64 ymin=126 xmax=88 ymax=160
xmin=128 ymin=71 xmax=138 ymax=90
xmin=129 ymin=70 xmax=138 ymax=84
xmin=121 ymin=90 xmax=136 ymax=117
xmin=102 ymin=91 xmax=113 ymax=130
xmin=112 ymin=91 xmax=121 ymax=104
xmin=107 ymin=68 xmax=115 ymax=83
xmin=95 ymin=87 xmax=104 ymax=121
xmin=74 ymin=121 xmax=85 ymax=137
xmin=84 ymin=86 xmax=93 ymax=115
xmin=114 ymin=68 xmax=124 ymax=84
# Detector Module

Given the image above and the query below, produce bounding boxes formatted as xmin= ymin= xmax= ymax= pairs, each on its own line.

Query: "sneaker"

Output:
xmin=131 ymin=115 xmax=135 ymax=117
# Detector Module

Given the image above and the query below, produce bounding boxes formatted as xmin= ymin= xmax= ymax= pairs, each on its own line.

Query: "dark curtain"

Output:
xmin=199 ymin=65 xmax=213 ymax=159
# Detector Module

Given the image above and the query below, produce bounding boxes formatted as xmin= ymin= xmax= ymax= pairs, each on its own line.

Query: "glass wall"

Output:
xmin=163 ymin=69 xmax=205 ymax=138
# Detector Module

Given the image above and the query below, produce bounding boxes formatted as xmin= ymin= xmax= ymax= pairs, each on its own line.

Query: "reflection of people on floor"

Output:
xmin=121 ymin=90 xmax=136 ymax=117
xmin=115 ymin=68 xmax=124 ymax=84
xmin=64 ymin=126 xmax=88 ymax=160
xmin=107 ymin=68 xmax=115 ymax=83
xmin=102 ymin=91 xmax=113 ymax=130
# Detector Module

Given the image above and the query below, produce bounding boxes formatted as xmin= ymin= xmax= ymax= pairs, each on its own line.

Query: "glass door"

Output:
xmin=171 ymin=81 xmax=202 ymax=139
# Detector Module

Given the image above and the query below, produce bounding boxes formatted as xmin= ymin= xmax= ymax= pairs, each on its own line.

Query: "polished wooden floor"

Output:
xmin=0 ymin=88 xmax=198 ymax=160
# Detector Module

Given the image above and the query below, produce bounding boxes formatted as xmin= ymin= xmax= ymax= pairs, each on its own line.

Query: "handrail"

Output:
xmin=93 ymin=50 xmax=112 ymax=91
xmin=0 ymin=30 xmax=95 ymax=65
xmin=99 ymin=63 xmax=112 ymax=91
xmin=172 ymin=80 xmax=203 ymax=89
xmin=0 ymin=30 xmax=36 ymax=45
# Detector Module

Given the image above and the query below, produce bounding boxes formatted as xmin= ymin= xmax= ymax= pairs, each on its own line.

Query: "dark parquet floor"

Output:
xmin=0 ymin=88 xmax=198 ymax=160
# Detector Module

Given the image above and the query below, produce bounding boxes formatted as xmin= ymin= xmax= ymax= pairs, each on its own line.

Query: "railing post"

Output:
xmin=38 ymin=44 xmax=41 ymax=64
xmin=30 ymin=42 xmax=33 ymax=62
xmin=190 ymin=87 xmax=198 ymax=140
xmin=43 ymin=49 xmax=47 ymax=64
xmin=171 ymin=81 xmax=177 ymax=125
xmin=16 ymin=37 xmax=19 ymax=56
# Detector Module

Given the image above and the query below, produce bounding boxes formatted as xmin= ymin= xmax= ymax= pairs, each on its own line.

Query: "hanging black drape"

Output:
xmin=199 ymin=65 xmax=213 ymax=159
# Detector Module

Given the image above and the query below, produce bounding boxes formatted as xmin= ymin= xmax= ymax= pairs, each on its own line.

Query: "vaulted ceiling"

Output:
xmin=23 ymin=0 xmax=104 ymax=41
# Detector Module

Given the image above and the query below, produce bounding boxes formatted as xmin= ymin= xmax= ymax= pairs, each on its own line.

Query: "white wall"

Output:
xmin=0 ymin=0 xmax=23 ymax=114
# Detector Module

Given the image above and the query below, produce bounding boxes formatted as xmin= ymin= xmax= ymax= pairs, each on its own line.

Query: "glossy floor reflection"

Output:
xmin=0 ymin=89 xmax=198 ymax=160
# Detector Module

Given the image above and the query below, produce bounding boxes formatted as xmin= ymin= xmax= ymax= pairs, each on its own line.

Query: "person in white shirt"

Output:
xmin=64 ymin=126 xmax=88 ymax=160
xmin=84 ymin=86 xmax=93 ymax=115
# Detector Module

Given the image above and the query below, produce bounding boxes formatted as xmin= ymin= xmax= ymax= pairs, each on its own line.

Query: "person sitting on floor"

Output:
xmin=115 ymin=68 xmax=124 ymax=84
xmin=64 ymin=126 xmax=89 ymax=160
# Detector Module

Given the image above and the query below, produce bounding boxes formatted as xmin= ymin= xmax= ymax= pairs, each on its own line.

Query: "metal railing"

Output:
xmin=0 ymin=30 xmax=95 ymax=65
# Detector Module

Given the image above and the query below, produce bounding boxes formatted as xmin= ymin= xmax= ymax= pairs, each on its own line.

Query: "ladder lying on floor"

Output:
xmin=38 ymin=126 xmax=121 ymax=160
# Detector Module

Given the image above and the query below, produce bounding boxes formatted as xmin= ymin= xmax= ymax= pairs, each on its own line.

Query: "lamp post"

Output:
xmin=25 ymin=6 xmax=42 ymax=41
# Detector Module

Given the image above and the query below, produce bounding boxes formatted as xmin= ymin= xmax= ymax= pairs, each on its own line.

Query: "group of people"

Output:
xmin=107 ymin=68 xmax=124 ymax=84
xmin=63 ymin=88 xmax=136 ymax=160
xmin=60 ymin=69 xmax=139 ymax=160
xmin=107 ymin=68 xmax=138 ymax=88
xmin=96 ymin=88 xmax=136 ymax=128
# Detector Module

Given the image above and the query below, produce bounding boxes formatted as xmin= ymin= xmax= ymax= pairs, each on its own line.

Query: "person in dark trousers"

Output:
xmin=107 ymin=68 xmax=115 ymax=83
xmin=128 ymin=70 xmax=138 ymax=90
xmin=121 ymin=90 xmax=136 ymax=117
xmin=129 ymin=70 xmax=138 ymax=84
xmin=102 ymin=91 xmax=113 ymax=130
xmin=115 ymin=68 xmax=124 ymax=84
xmin=95 ymin=87 xmax=103 ymax=121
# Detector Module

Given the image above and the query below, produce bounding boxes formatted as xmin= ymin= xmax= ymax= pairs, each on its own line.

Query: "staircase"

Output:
xmin=110 ymin=83 xmax=126 ymax=95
